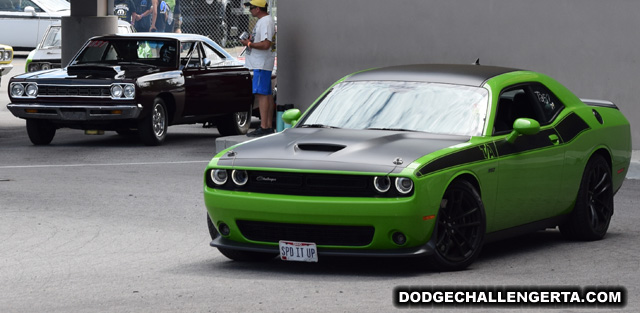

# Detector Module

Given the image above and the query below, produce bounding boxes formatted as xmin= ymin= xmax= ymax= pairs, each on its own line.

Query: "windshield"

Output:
xmin=41 ymin=26 xmax=61 ymax=48
xmin=71 ymin=39 xmax=178 ymax=68
xmin=37 ymin=0 xmax=70 ymax=12
xmin=299 ymin=81 xmax=489 ymax=136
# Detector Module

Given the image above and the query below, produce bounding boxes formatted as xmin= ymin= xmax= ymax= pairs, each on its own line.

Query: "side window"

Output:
xmin=494 ymin=85 xmax=542 ymax=134
xmin=201 ymin=44 xmax=224 ymax=65
xmin=530 ymin=83 xmax=564 ymax=124
xmin=180 ymin=42 xmax=201 ymax=68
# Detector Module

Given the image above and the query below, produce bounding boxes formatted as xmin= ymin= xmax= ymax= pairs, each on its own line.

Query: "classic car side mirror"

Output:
xmin=282 ymin=109 xmax=301 ymax=126
xmin=506 ymin=118 xmax=540 ymax=144
xmin=203 ymin=58 xmax=212 ymax=68
xmin=24 ymin=6 xmax=36 ymax=16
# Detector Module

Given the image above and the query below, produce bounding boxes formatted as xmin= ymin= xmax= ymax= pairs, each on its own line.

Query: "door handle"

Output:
xmin=549 ymin=134 xmax=560 ymax=145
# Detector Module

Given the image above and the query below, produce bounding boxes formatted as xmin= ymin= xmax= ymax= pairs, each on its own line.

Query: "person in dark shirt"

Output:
xmin=149 ymin=0 xmax=169 ymax=32
xmin=131 ymin=0 xmax=152 ymax=32
xmin=114 ymin=0 xmax=137 ymax=23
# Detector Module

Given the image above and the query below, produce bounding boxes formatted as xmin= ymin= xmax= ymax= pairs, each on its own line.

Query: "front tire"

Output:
xmin=428 ymin=180 xmax=486 ymax=271
xmin=206 ymin=214 xmax=276 ymax=261
xmin=26 ymin=119 xmax=56 ymax=145
xmin=560 ymin=154 xmax=613 ymax=240
xmin=216 ymin=107 xmax=251 ymax=136
xmin=138 ymin=98 xmax=168 ymax=146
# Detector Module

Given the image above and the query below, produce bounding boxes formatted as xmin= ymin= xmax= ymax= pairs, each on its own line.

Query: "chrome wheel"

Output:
xmin=235 ymin=111 xmax=249 ymax=129
xmin=152 ymin=102 xmax=167 ymax=138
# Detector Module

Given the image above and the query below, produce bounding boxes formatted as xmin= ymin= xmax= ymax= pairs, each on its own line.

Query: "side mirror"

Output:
xmin=506 ymin=118 xmax=540 ymax=144
xmin=24 ymin=6 xmax=36 ymax=16
xmin=202 ymin=58 xmax=212 ymax=68
xmin=282 ymin=109 xmax=301 ymax=126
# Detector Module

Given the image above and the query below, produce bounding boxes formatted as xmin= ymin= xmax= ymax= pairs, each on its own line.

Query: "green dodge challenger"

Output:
xmin=204 ymin=64 xmax=631 ymax=271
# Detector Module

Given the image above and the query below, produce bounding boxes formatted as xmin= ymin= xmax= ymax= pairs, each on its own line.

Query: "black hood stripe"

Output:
xmin=417 ymin=113 xmax=590 ymax=177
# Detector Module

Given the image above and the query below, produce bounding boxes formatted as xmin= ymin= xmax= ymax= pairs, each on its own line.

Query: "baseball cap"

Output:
xmin=244 ymin=0 xmax=267 ymax=8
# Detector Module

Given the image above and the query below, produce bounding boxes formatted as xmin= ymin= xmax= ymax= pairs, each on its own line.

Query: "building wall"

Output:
xmin=277 ymin=0 xmax=640 ymax=148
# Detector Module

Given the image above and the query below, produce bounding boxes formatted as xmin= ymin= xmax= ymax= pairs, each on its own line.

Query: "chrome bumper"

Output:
xmin=6 ymin=103 xmax=142 ymax=121
xmin=0 ymin=64 xmax=13 ymax=76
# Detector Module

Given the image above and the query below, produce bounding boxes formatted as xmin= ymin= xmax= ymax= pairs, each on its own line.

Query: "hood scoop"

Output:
xmin=295 ymin=143 xmax=346 ymax=152
xmin=67 ymin=64 xmax=124 ymax=78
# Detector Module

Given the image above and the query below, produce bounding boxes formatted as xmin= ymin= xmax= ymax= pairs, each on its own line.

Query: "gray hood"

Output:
xmin=216 ymin=128 xmax=470 ymax=174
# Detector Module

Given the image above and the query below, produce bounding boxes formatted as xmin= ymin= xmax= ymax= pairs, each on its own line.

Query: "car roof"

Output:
xmin=345 ymin=64 xmax=522 ymax=87
xmin=94 ymin=33 xmax=210 ymax=41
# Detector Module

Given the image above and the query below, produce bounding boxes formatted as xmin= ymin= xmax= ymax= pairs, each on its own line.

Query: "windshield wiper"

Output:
xmin=366 ymin=127 xmax=416 ymax=132
xmin=300 ymin=124 xmax=340 ymax=129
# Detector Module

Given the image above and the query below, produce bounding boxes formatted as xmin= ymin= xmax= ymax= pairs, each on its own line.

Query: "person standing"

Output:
xmin=131 ymin=0 xmax=152 ymax=33
xmin=114 ymin=0 xmax=137 ymax=23
xmin=149 ymin=0 xmax=168 ymax=32
xmin=240 ymin=0 xmax=276 ymax=137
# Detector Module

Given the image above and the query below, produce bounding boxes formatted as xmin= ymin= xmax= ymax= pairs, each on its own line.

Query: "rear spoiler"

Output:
xmin=581 ymin=98 xmax=619 ymax=110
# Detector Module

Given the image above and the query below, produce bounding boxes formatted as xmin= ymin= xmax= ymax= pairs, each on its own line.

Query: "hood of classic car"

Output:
xmin=215 ymin=128 xmax=471 ymax=174
xmin=13 ymin=64 xmax=161 ymax=80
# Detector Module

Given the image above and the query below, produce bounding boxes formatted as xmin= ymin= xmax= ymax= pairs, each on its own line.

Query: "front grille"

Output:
xmin=236 ymin=220 xmax=375 ymax=246
xmin=38 ymin=85 xmax=111 ymax=98
xmin=248 ymin=171 xmax=370 ymax=196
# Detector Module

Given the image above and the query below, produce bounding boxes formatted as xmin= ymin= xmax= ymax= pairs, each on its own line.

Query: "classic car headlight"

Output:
xmin=231 ymin=170 xmax=248 ymax=186
xmin=27 ymin=63 xmax=41 ymax=72
xmin=373 ymin=176 xmax=391 ymax=193
xmin=25 ymin=83 xmax=38 ymax=97
xmin=211 ymin=169 xmax=228 ymax=185
xmin=395 ymin=177 xmax=414 ymax=194
xmin=110 ymin=84 xmax=123 ymax=98
xmin=41 ymin=63 xmax=51 ymax=70
xmin=10 ymin=83 xmax=25 ymax=97
xmin=124 ymin=84 xmax=135 ymax=98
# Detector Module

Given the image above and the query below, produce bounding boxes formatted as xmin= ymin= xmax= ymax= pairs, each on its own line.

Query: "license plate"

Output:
xmin=279 ymin=240 xmax=318 ymax=262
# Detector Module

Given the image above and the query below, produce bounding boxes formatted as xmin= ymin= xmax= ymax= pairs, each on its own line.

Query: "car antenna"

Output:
xmin=473 ymin=58 xmax=480 ymax=65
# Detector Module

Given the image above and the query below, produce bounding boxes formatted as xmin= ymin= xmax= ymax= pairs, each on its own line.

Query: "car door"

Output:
xmin=0 ymin=0 xmax=42 ymax=48
xmin=181 ymin=41 xmax=251 ymax=117
xmin=491 ymin=83 xmax=567 ymax=230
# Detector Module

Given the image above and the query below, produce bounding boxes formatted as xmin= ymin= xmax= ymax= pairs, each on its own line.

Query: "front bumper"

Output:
xmin=211 ymin=236 xmax=435 ymax=257
xmin=0 ymin=64 xmax=13 ymax=76
xmin=7 ymin=103 xmax=142 ymax=121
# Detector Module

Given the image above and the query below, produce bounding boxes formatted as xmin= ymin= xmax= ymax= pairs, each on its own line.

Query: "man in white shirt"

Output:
xmin=240 ymin=0 xmax=276 ymax=137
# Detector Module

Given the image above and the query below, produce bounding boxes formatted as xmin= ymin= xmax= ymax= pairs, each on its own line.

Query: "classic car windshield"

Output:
xmin=300 ymin=81 xmax=489 ymax=136
xmin=72 ymin=39 xmax=178 ymax=68
xmin=41 ymin=26 xmax=61 ymax=49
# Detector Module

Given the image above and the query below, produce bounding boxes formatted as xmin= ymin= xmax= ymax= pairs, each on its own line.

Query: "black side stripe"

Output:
xmin=554 ymin=112 xmax=590 ymax=143
xmin=417 ymin=113 xmax=590 ymax=177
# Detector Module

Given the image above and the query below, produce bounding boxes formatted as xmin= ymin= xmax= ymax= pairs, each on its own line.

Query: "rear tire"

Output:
xmin=216 ymin=107 xmax=251 ymax=136
xmin=138 ymin=98 xmax=168 ymax=146
xmin=26 ymin=119 xmax=56 ymax=145
xmin=560 ymin=154 xmax=613 ymax=240
xmin=428 ymin=180 xmax=486 ymax=271
xmin=207 ymin=214 xmax=276 ymax=261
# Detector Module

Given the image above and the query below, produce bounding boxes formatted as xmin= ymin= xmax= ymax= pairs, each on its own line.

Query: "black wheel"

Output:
xmin=206 ymin=214 xmax=276 ymax=261
xmin=138 ymin=98 xmax=168 ymax=146
xmin=216 ymin=107 xmax=251 ymax=136
xmin=26 ymin=119 xmax=56 ymax=145
xmin=560 ymin=154 xmax=613 ymax=240
xmin=428 ymin=180 xmax=486 ymax=271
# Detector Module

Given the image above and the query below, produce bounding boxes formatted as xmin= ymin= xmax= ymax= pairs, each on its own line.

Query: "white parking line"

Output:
xmin=0 ymin=160 xmax=210 ymax=169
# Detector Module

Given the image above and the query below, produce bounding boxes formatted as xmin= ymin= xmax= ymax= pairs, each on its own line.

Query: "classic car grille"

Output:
xmin=38 ymin=85 xmax=111 ymax=98
xmin=236 ymin=220 xmax=375 ymax=246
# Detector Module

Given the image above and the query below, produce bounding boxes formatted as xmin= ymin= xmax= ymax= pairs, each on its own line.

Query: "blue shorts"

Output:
xmin=252 ymin=69 xmax=273 ymax=95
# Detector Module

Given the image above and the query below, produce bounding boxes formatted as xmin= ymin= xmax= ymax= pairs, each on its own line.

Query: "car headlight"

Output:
xmin=25 ymin=83 xmax=38 ymax=97
xmin=231 ymin=170 xmax=248 ymax=186
xmin=28 ymin=63 xmax=41 ymax=72
xmin=211 ymin=169 xmax=228 ymax=185
xmin=124 ymin=84 xmax=135 ymax=98
xmin=110 ymin=84 xmax=123 ymax=98
xmin=373 ymin=176 xmax=391 ymax=193
xmin=395 ymin=177 xmax=414 ymax=194
xmin=10 ymin=83 xmax=25 ymax=97
xmin=41 ymin=63 xmax=51 ymax=70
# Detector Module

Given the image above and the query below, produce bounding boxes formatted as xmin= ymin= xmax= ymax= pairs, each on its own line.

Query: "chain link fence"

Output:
xmin=178 ymin=0 xmax=276 ymax=49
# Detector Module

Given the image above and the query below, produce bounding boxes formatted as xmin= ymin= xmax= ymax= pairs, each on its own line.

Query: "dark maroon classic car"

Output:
xmin=7 ymin=33 xmax=254 ymax=145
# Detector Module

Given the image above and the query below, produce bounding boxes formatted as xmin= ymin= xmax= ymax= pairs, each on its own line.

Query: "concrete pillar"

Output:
xmin=61 ymin=0 xmax=118 ymax=67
